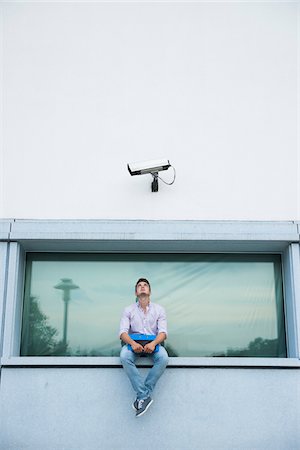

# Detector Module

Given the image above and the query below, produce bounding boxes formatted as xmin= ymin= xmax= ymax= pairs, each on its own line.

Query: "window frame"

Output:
xmin=1 ymin=219 xmax=300 ymax=368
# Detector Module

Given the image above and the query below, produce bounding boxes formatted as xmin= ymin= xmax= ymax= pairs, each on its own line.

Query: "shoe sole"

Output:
xmin=136 ymin=399 xmax=153 ymax=417
xmin=132 ymin=403 xmax=137 ymax=411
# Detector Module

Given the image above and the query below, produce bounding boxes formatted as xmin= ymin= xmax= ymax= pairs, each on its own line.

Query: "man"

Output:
xmin=119 ymin=278 xmax=168 ymax=417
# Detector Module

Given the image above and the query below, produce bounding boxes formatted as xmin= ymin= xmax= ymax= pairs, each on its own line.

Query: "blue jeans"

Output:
xmin=120 ymin=345 xmax=169 ymax=400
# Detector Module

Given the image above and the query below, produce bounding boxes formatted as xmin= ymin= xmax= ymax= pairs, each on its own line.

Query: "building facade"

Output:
xmin=0 ymin=219 xmax=300 ymax=449
xmin=1 ymin=1 xmax=299 ymax=449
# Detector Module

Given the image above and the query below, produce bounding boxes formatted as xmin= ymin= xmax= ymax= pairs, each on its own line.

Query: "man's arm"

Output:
xmin=143 ymin=305 xmax=168 ymax=353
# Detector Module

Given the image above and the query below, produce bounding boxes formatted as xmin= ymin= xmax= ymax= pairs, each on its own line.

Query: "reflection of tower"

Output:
xmin=54 ymin=278 xmax=79 ymax=347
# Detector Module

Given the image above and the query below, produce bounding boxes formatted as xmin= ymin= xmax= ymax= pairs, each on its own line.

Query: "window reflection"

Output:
xmin=21 ymin=253 xmax=286 ymax=358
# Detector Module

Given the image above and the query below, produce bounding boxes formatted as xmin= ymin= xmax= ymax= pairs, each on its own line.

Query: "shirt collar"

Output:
xmin=137 ymin=300 xmax=151 ymax=312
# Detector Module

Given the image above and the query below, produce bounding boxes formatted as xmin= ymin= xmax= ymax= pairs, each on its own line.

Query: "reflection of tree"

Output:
xmin=21 ymin=296 xmax=68 ymax=356
xmin=72 ymin=344 xmax=120 ymax=357
xmin=212 ymin=337 xmax=280 ymax=357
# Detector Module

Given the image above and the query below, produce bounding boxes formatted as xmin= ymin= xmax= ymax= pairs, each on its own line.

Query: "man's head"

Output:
xmin=135 ymin=278 xmax=151 ymax=298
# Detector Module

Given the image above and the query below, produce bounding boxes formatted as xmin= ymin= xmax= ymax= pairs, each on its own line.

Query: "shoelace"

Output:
xmin=137 ymin=399 xmax=144 ymax=409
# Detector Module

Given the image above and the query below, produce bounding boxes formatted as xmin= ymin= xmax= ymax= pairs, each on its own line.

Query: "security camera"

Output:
xmin=127 ymin=158 xmax=175 ymax=192
xmin=127 ymin=158 xmax=171 ymax=176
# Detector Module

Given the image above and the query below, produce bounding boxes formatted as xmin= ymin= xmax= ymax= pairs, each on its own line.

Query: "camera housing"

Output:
xmin=127 ymin=158 xmax=174 ymax=192
xmin=127 ymin=159 xmax=171 ymax=176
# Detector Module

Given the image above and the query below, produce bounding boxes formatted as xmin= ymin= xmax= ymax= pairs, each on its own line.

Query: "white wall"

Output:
xmin=1 ymin=1 xmax=299 ymax=220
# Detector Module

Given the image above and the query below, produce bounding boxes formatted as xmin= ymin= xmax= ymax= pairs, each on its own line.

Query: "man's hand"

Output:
xmin=143 ymin=342 xmax=156 ymax=354
xmin=131 ymin=342 xmax=144 ymax=353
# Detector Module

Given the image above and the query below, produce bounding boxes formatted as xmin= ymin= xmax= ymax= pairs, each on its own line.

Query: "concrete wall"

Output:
xmin=1 ymin=1 xmax=299 ymax=220
xmin=0 ymin=220 xmax=299 ymax=450
xmin=0 ymin=367 xmax=299 ymax=450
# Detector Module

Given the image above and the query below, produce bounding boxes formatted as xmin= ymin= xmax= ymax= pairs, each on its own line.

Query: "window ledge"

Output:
xmin=1 ymin=356 xmax=300 ymax=368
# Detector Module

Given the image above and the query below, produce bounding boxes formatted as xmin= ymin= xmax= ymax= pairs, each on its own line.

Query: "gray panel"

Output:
xmin=2 ymin=243 xmax=25 ymax=358
xmin=0 ymin=368 xmax=299 ymax=450
xmin=0 ymin=243 xmax=9 ymax=358
xmin=10 ymin=219 xmax=299 ymax=242
xmin=13 ymin=239 xmax=294 ymax=253
xmin=0 ymin=220 xmax=11 ymax=240
xmin=283 ymin=245 xmax=300 ymax=358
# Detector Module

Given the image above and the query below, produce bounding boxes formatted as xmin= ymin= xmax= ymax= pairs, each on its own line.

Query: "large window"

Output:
xmin=21 ymin=253 xmax=286 ymax=358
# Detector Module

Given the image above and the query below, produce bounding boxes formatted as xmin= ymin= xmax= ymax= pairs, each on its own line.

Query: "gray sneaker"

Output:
xmin=132 ymin=399 xmax=138 ymax=411
xmin=136 ymin=397 xmax=153 ymax=417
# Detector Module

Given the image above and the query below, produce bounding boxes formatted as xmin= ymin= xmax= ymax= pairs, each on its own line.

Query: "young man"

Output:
xmin=119 ymin=278 xmax=168 ymax=417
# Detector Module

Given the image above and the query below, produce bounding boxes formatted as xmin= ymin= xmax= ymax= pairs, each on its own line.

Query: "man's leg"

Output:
xmin=120 ymin=346 xmax=149 ymax=400
xmin=144 ymin=346 xmax=169 ymax=396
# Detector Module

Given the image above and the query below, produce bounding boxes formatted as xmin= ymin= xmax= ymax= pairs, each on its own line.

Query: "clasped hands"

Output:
xmin=131 ymin=341 xmax=156 ymax=354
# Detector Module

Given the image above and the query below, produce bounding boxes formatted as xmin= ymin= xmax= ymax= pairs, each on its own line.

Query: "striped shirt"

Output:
xmin=119 ymin=302 xmax=168 ymax=338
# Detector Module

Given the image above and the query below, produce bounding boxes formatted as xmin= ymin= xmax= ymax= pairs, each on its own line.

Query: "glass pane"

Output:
xmin=20 ymin=253 xmax=286 ymax=357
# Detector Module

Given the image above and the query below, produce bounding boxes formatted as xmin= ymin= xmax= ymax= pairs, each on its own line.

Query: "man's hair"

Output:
xmin=135 ymin=278 xmax=151 ymax=291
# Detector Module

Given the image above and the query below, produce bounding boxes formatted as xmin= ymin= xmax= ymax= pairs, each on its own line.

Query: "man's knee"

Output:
xmin=157 ymin=347 xmax=169 ymax=365
xmin=120 ymin=346 xmax=134 ymax=364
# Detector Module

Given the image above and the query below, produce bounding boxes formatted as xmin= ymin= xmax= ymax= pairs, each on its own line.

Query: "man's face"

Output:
xmin=135 ymin=281 xmax=151 ymax=297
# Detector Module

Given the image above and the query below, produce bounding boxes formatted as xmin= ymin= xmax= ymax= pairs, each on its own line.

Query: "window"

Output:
xmin=21 ymin=253 xmax=286 ymax=358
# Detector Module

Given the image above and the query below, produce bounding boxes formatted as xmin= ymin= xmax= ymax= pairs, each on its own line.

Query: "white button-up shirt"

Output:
xmin=119 ymin=302 xmax=168 ymax=337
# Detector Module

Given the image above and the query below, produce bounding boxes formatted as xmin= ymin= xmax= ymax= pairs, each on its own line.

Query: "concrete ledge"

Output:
xmin=9 ymin=219 xmax=299 ymax=242
xmin=2 ymin=356 xmax=300 ymax=369
xmin=5 ymin=219 xmax=299 ymax=252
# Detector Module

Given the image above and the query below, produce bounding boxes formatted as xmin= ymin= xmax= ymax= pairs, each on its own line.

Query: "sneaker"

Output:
xmin=132 ymin=399 xmax=138 ymax=411
xmin=136 ymin=397 xmax=153 ymax=417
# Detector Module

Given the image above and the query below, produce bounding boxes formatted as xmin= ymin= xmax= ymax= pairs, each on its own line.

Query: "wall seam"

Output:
xmin=0 ymin=243 xmax=10 ymax=359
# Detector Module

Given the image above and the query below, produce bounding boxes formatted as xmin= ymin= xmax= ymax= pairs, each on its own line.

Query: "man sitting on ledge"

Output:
xmin=119 ymin=278 xmax=169 ymax=417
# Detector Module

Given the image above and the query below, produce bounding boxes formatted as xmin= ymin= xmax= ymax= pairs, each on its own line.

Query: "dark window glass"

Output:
xmin=21 ymin=253 xmax=286 ymax=358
